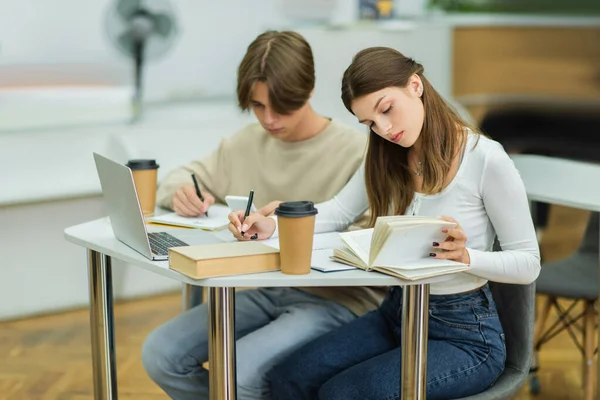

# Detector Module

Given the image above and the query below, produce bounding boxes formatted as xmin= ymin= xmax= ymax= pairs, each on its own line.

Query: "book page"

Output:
xmin=370 ymin=216 xmax=454 ymax=263
xmin=375 ymin=263 xmax=469 ymax=281
xmin=332 ymin=248 xmax=368 ymax=269
xmin=339 ymin=229 xmax=373 ymax=267
xmin=371 ymin=220 xmax=389 ymax=260
xmin=372 ymin=222 xmax=456 ymax=268
xmin=378 ymin=257 xmax=465 ymax=270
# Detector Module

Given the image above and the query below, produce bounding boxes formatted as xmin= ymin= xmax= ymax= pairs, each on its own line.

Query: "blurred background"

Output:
xmin=0 ymin=0 xmax=599 ymax=398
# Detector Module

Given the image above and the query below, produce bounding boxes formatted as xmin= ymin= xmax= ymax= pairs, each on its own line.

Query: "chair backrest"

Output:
xmin=579 ymin=212 xmax=599 ymax=254
xmin=489 ymin=281 xmax=536 ymax=374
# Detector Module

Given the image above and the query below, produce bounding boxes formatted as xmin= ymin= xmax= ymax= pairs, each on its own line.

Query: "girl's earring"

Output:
xmin=417 ymin=86 xmax=423 ymax=97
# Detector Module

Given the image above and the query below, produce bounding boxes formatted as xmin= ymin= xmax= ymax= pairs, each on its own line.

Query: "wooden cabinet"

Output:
xmin=452 ymin=27 xmax=600 ymax=122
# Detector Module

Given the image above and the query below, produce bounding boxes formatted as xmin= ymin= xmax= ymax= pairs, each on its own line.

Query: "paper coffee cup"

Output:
xmin=275 ymin=201 xmax=318 ymax=275
xmin=127 ymin=159 xmax=159 ymax=217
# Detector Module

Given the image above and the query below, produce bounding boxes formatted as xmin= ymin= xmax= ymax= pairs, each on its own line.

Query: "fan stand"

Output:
xmin=105 ymin=0 xmax=179 ymax=123
xmin=131 ymin=39 xmax=144 ymax=122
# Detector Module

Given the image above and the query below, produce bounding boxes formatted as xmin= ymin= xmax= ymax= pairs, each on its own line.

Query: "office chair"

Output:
xmin=529 ymin=212 xmax=598 ymax=399
xmin=455 ymin=283 xmax=536 ymax=398
xmin=508 ymin=154 xmax=600 ymax=399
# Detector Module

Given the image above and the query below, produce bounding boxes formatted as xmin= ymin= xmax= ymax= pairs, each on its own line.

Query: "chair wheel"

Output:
xmin=529 ymin=374 xmax=541 ymax=395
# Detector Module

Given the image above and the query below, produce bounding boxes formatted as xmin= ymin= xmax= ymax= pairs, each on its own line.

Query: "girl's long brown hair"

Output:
xmin=341 ymin=47 xmax=478 ymax=227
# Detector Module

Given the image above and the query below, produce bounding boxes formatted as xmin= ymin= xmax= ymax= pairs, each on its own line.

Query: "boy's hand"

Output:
xmin=172 ymin=185 xmax=215 ymax=217
xmin=258 ymin=201 xmax=282 ymax=217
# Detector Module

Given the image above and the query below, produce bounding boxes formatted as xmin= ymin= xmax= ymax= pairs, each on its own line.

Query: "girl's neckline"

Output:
xmin=414 ymin=131 xmax=473 ymax=199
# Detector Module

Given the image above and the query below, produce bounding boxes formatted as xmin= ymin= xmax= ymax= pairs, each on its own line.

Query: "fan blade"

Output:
xmin=116 ymin=0 xmax=142 ymax=20
xmin=151 ymin=13 xmax=174 ymax=37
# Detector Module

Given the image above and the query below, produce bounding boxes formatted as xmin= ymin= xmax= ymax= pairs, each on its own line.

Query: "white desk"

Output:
xmin=64 ymin=217 xmax=451 ymax=400
xmin=510 ymin=155 xmax=600 ymax=214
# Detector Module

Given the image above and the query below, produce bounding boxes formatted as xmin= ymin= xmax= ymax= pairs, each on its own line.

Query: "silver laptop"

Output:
xmin=93 ymin=152 xmax=224 ymax=261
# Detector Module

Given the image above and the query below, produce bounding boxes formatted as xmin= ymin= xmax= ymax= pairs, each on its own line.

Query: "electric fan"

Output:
xmin=105 ymin=0 xmax=179 ymax=120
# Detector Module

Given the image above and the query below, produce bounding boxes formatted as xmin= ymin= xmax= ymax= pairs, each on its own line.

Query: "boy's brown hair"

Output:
xmin=237 ymin=31 xmax=315 ymax=115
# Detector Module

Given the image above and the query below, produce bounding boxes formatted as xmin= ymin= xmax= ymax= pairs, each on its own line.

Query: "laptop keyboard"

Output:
xmin=148 ymin=232 xmax=189 ymax=256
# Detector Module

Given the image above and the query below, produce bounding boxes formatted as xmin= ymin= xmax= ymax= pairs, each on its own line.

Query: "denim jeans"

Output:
xmin=268 ymin=285 xmax=506 ymax=400
xmin=142 ymin=287 xmax=356 ymax=400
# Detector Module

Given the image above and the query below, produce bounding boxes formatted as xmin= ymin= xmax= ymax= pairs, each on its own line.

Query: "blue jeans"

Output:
xmin=268 ymin=285 xmax=506 ymax=400
xmin=142 ymin=287 xmax=356 ymax=400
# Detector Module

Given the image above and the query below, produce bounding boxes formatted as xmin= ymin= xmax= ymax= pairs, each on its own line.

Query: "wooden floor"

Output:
xmin=0 ymin=206 xmax=595 ymax=400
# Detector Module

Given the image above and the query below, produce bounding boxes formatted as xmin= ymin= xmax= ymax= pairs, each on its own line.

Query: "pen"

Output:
xmin=241 ymin=189 xmax=254 ymax=236
xmin=191 ymin=173 xmax=208 ymax=217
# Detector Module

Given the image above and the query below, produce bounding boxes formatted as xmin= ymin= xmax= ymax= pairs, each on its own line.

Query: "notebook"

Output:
xmin=146 ymin=204 xmax=232 ymax=231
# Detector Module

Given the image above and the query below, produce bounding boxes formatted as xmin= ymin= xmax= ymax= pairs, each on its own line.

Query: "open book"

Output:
xmin=331 ymin=216 xmax=470 ymax=280
xmin=146 ymin=204 xmax=231 ymax=231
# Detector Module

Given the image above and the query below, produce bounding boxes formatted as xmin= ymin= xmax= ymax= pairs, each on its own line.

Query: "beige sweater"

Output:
xmin=157 ymin=119 xmax=387 ymax=316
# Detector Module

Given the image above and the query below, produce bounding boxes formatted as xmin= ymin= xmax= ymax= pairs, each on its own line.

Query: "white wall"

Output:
xmin=0 ymin=196 xmax=186 ymax=320
xmin=0 ymin=0 xmax=280 ymax=100
xmin=0 ymin=100 xmax=254 ymax=321
xmin=0 ymin=0 xmax=457 ymax=320
xmin=1 ymin=2 xmax=594 ymax=320
xmin=297 ymin=22 xmax=453 ymax=126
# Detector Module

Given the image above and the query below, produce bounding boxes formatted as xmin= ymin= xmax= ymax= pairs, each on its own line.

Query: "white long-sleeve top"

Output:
xmin=274 ymin=133 xmax=541 ymax=295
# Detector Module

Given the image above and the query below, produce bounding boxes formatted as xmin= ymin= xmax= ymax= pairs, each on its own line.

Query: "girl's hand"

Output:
xmin=227 ymin=211 xmax=276 ymax=241
xmin=431 ymin=216 xmax=470 ymax=265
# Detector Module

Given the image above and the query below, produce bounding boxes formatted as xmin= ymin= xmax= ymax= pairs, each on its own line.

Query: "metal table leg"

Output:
xmin=88 ymin=250 xmax=118 ymax=399
xmin=182 ymin=284 xmax=205 ymax=312
xmin=401 ymin=284 xmax=430 ymax=400
xmin=208 ymin=287 xmax=236 ymax=400
xmin=181 ymin=283 xmax=194 ymax=311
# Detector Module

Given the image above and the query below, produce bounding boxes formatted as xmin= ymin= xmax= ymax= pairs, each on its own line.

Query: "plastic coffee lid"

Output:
xmin=275 ymin=201 xmax=318 ymax=218
xmin=126 ymin=159 xmax=159 ymax=170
